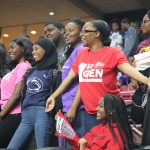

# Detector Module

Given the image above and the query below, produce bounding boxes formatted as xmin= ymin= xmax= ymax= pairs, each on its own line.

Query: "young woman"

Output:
xmin=46 ymin=20 xmax=150 ymax=133
xmin=8 ymin=38 xmax=59 ymax=149
xmin=58 ymin=18 xmax=85 ymax=147
xmin=0 ymin=38 xmax=33 ymax=148
xmin=79 ymin=94 xmax=133 ymax=150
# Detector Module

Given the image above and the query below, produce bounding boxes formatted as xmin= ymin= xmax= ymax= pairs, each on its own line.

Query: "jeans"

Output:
xmin=74 ymin=109 xmax=100 ymax=136
xmin=8 ymin=106 xmax=53 ymax=150
xmin=0 ymin=114 xmax=21 ymax=148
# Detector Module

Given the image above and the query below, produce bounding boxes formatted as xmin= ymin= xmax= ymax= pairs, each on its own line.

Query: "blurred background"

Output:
xmin=0 ymin=0 xmax=150 ymax=49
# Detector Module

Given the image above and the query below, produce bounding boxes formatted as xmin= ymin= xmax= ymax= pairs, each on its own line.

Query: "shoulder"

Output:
xmin=77 ymin=47 xmax=89 ymax=55
xmin=104 ymin=46 xmax=122 ymax=53
xmin=16 ymin=61 xmax=31 ymax=69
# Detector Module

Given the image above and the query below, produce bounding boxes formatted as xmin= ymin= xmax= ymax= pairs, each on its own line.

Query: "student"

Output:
xmin=46 ymin=20 xmax=150 ymax=133
xmin=110 ymin=20 xmax=123 ymax=49
xmin=44 ymin=20 xmax=66 ymax=69
xmin=0 ymin=38 xmax=33 ymax=148
xmin=79 ymin=94 xmax=133 ymax=150
xmin=59 ymin=18 xmax=85 ymax=147
xmin=8 ymin=38 xmax=60 ymax=149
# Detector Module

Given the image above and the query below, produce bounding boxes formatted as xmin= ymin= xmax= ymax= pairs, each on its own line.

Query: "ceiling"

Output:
xmin=0 ymin=0 xmax=150 ymax=27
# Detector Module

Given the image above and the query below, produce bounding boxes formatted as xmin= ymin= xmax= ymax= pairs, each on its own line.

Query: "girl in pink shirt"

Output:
xmin=0 ymin=37 xmax=33 ymax=148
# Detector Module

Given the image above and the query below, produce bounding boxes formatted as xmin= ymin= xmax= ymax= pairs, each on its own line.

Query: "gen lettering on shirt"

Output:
xmin=79 ymin=62 xmax=104 ymax=82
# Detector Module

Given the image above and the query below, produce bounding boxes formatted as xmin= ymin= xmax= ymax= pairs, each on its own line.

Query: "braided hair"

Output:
xmin=103 ymin=94 xmax=133 ymax=149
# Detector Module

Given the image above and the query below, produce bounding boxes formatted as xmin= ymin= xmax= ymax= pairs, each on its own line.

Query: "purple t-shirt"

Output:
xmin=61 ymin=44 xmax=83 ymax=112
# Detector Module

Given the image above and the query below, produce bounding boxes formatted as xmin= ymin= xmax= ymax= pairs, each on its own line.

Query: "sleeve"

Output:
xmin=83 ymin=126 xmax=97 ymax=141
xmin=124 ymin=29 xmax=137 ymax=57
xmin=15 ymin=63 xmax=31 ymax=84
xmin=72 ymin=50 xmax=83 ymax=74
xmin=106 ymin=128 xmax=125 ymax=150
xmin=116 ymin=48 xmax=128 ymax=65
xmin=106 ymin=140 xmax=122 ymax=150
xmin=117 ymin=34 xmax=123 ymax=45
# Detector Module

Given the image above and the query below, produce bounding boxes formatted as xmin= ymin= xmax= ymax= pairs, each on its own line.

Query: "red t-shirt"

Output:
xmin=72 ymin=47 xmax=128 ymax=114
xmin=83 ymin=123 xmax=126 ymax=150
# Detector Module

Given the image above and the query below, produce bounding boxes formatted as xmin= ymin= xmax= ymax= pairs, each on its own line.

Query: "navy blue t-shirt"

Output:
xmin=22 ymin=69 xmax=53 ymax=109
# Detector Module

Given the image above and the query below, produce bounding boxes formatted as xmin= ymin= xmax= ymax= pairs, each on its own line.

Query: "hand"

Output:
xmin=66 ymin=107 xmax=77 ymax=123
xmin=55 ymin=110 xmax=61 ymax=120
xmin=131 ymin=79 xmax=139 ymax=90
xmin=79 ymin=138 xmax=87 ymax=150
xmin=45 ymin=96 xmax=55 ymax=112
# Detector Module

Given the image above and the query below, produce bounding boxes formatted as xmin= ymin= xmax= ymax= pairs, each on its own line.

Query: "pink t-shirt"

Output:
xmin=72 ymin=47 xmax=128 ymax=114
xmin=0 ymin=61 xmax=31 ymax=114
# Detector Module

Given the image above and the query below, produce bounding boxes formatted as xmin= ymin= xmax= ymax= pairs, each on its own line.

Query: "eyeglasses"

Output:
xmin=141 ymin=20 xmax=150 ymax=24
xmin=80 ymin=29 xmax=97 ymax=34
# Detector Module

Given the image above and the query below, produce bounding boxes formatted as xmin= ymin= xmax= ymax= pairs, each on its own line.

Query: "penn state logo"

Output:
xmin=27 ymin=77 xmax=43 ymax=93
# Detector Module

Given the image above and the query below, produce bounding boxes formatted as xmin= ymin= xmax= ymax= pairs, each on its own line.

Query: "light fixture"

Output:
xmin=30 ymin=30 xmax=37 ymax=34
xmin=3 ymin=34 xmax=9 ymax=37
xmin=49 ymin=12 xmax=54 ymax=16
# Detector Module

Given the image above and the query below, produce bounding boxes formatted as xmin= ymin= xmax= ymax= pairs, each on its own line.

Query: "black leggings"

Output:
xmin=0 ymin=114 xmax=21 ymax=148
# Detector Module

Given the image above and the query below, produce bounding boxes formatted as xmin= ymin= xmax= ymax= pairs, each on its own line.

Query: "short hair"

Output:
xmin=121 ymin=18 xmax=131 ymax=24
xmin=45 ymin=20 xmax=65 ymax=30
xmin=11 ymin=38 xmax=34 ymax=65
xmin=111 ymin=19 xmax=120 ymax=25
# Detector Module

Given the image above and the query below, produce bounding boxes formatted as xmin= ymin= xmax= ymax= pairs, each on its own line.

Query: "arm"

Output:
xmin=124 ymin=29 xmax=137 ymax=57
xmin=0 ymin=81 xmax=23 ymax=118
xmin=79 ymin=138 xmax=88 ymax=150
xmin=116 ymin=34 xmax=123 ymax=45
xmin=117 ymin=63 xmax=150 ymax=86
xmin=45 ymin=69 xmax=77 ymax=112
xmin=130 ymin=60 xmax=138 ymax=89
xmin=66 ymin=86 xmax=81 ymax=122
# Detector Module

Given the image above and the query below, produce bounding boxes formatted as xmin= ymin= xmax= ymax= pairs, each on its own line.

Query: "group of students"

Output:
xmin=0 ymin=10 xmax=150 ymax=150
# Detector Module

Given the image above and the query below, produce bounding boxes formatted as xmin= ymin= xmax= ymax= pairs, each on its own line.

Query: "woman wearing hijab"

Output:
xmin=8 ymin=38 xmax=59 ymax=149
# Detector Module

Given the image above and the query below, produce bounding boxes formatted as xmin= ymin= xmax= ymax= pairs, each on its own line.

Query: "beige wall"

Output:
xmin=1 ymin=16 xmax=95 ymax=50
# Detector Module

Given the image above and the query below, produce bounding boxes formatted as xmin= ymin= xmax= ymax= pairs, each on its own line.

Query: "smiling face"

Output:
xmin=9 ymin=41 xmax=24 ymax=62
xmin=80 ymin=21 xmax=98 ymax=47
xmin=96 ymin=98 xmax=106 ymax=121
xmin=32 ymin=44 xmax=45 ymax=62
xmin=64 ymin=22 xmax=81 ymax=45
xmin=141 ymin=14 xmax=150 ymax=34
xmin=44 ymin=24 xmax=62 ymax=44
